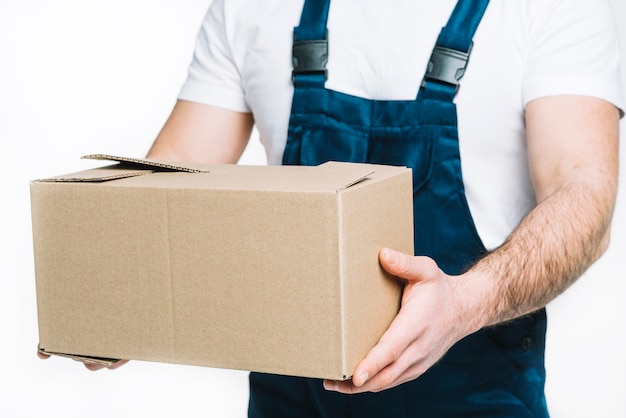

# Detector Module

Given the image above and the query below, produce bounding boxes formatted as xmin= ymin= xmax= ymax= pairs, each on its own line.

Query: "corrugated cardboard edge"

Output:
xmin=34 ymin=154 xmax=212 ymax=183
xmin=336 ymin=165 xmax=413 ymax=380
xmin=35 ymin=166 xmax=153 ymax=183
xmin=38 ymin=346 xmax=121 ymax=367
xmin=317 ymin=161 xmax=376 ymax=192
xmin=82 ymin=154 xmax=211 ymax=173
xmin=336 ymin=171 xmax=375 ymax=192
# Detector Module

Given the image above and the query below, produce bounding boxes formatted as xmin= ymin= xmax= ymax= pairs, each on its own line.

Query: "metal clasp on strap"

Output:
xmin=423 ymin=44 xmax=472 ymax=90
xmin=292 ymin=33 xmax=328 ymax=82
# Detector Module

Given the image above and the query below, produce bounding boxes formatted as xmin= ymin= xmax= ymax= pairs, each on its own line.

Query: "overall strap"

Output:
xmin=419 ymin=0 xmax=490 ymax=101
xmin=292 ymin=0 xmax=331 ymax=87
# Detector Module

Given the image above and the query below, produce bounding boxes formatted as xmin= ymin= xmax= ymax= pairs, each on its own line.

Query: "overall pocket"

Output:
xmin=367 ymin=131 xmax=434 ymax=194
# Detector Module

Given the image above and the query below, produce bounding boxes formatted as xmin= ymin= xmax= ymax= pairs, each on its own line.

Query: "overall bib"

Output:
xmin=249 ymin=1 xmax=549 ymax=416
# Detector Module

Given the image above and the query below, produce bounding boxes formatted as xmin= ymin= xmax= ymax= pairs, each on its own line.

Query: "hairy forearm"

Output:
xmin=455 ymin=97 xmax=621 ymax=331
xmin=470 ymin=178 xmax=616 ymax=327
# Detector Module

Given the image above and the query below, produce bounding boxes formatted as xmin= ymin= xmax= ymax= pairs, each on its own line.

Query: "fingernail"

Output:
xmin=383 ymin=249 xmax=397 ymax=265
xmin=323 ymin=380 xmax=338 ymax=391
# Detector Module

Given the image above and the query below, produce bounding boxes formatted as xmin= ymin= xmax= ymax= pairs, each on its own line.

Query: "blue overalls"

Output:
xmin=249 ymin=0 xmax=550 ymax=416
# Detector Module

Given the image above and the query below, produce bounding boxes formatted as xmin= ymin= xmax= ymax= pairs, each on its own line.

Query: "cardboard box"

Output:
xmin=31 ymin=155 xmax=413 ymax=380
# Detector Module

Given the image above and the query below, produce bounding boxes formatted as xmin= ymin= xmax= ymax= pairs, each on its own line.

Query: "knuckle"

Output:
xmin=414 ymin=256 xmax=441 ymax=282
xmin=394 ymin=254 xmax=441 ymax=281
xmin=395 ymin=254 xmax=415 ymax=277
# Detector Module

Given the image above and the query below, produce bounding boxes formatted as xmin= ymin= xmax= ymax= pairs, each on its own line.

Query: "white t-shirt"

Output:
xmin=179 ymin=0 xmax=623 ymax=250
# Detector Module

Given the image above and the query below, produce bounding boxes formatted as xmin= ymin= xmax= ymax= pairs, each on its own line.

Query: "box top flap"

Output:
xmin=37 ymin=165 xmax=154 ymax=183
xmin=34 ymin=157 xmax=405 ymax=191
xmin=183 ymin=162 xmax=376 ymax=192
xmin=315 ymin=161 xmax=376 ymax=191
xmin=82 ymin=154 xmax=211 ymax=173
xmin=322 ymin=168 xmax=375 ymax=192
xmin=34 ymin=155 xmax=212 ymax=183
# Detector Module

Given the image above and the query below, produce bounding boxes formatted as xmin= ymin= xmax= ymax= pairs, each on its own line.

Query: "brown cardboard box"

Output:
xmin=30 ymin=155 xmax=413 ymax=380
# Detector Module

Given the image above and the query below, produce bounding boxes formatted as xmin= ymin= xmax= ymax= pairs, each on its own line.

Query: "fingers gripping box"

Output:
xmin=30 ymin=155 xmax=414 ymax=380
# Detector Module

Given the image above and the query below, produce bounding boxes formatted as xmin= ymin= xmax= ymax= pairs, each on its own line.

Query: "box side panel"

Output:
xmin=339 ymin=170 xmax=414 ymax=377
xmin=31 ymin=173 xmax=358 ymax=379
xmin=167 ymin=189 xmax=344 ymax=379
xmin=31 ymin=183 xmax=176 ymax=360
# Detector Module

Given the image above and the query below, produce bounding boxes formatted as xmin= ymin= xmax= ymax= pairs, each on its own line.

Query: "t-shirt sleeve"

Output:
xmin=178 ymin=0 xmax=250 ymax=113
xmin=522 ymin=0 xmax=623 ymax=114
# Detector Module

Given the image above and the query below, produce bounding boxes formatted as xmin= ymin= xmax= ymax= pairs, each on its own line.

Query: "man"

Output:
xmin=73 ymin=0 xmax=625 ymax=416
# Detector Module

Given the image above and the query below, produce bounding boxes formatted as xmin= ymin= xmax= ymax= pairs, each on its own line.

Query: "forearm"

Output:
xmin=464 ymin=178 xmax=616 ymax=329
xmin=458 ymin=96 xmax=620 ymax=330
xmin=330 ymin=98 xmax=619 ymax=394
xmin=146 ymin=100 xmax=254 ymax=164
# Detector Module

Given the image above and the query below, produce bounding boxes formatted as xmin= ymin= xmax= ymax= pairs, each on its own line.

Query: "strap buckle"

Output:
xmin=423 ymin=44 xmax=472 ymax=90
xmin=292 ymin=34 xmax=328 ymax=82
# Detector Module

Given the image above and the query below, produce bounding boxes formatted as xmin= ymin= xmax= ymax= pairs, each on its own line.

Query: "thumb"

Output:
xmin=379 ymin=248 xmax=439 ymax=284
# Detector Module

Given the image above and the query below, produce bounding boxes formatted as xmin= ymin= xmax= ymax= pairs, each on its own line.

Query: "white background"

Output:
xmin=1 ymin=1 xmax=624 ymax=417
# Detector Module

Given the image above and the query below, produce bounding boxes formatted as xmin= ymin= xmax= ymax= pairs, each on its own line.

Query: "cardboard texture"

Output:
xmin=30 ymin=155 xmax=414 ymax=380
